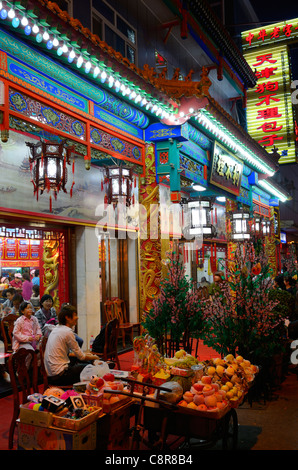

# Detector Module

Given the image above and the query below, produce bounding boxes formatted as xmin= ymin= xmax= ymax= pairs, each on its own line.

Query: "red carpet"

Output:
xmin=0 ymin=340 xmax=220 ymax=450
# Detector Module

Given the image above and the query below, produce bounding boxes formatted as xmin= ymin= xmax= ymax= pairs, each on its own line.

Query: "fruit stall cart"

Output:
xmin=107 ymin=379 xmax=239 ymax=451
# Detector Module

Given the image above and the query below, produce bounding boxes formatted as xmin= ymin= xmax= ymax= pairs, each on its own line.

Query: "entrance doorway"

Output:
xmin=99 ymin=237 xmax=138 ymax=325
xmin=0 ymin=223 xmax=70 ymax=313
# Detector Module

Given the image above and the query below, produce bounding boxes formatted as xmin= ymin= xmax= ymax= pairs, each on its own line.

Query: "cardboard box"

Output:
xmin=97 ymin=400 xmax=132 ymax=450
xmin=17 ymin=421 xmax=97 ymax=450
xmin=52 ymin=407 xmax=102 ymax=431
xmin=20 ymin=403 xmax=53 ymax=428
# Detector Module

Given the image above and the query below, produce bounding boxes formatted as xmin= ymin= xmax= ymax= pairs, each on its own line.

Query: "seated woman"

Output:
xmin=10 ymin=293 xmax=23 ymax=315
xmin=1 ymin=287 xmax=16 ymax=310
xmin=35 ymin=294 xmax=58 ymax=337
xmin=35 ymin=296 xmax=83 ymax=347
xmin=44 ymin=304 xmax=98 ymax=385
xmin=12 ymin=301 xmax=42 ymax=352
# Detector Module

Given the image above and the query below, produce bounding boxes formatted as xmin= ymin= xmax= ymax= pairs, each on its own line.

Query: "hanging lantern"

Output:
xmin=26 ymin=139 xmax=73 ymax=212
xmin=188 ymin=198 xmax=217 ymax=239
xmin=231 ymin=210 xmax=251 ymax=241
xmin=105 ymin=165 xmax=133 ymax=206
xmin=251 ymin=215 xmax=271 ymax=237
xmin=251 ymin=215 xmax=262 ymax=237
xmin=262 ymin=218 xmax=271 ymax=236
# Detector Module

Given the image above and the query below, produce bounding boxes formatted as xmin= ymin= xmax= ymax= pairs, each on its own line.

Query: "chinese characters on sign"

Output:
xmin=243 ymin=46 xmax=296 ymax=164
xmin=242 ymin=19 xmax=298 ymax=49
xmin=241 ymin=19 xmax=297 ymax=164
xmin=210 ymin=142 xmax=243 ymax=196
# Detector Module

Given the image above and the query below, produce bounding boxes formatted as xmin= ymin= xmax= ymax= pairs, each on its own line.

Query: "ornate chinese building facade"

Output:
xmin=0 ymin=0 xmax=290 ymax=343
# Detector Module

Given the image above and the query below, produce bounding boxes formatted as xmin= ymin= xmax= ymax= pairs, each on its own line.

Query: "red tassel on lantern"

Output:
xmin=49 ymin=195 xmax=52 ymax=212
xmin=70 ymin=181 xmax=75 ymax=198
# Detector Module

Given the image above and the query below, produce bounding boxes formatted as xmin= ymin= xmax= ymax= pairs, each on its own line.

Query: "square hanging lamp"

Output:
xmin=231 ymin=210 xmax=251 ymax=241
xmin=26 ymin=139 xmax=74 ymax=212
xmin=188 ymin=198 xmax=217 ymax=239
xmin=262 ymin=218 xmax=271 ymax=236
xmin=251 ymin=215 xmax=262 ymax=238
xmin=105 ymin=165 xmax=134 ymax=206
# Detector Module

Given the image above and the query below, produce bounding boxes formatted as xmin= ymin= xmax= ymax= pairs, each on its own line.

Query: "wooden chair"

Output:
xmin=93 ymin=317 xmax=121 ymax=369
xmin=7 ymin=348 xmax=48 ymax=449
xmin=1 ymin=313 xmax=18 ymax=355
xmin=103 ymin=300 xmax=115 ymax=322
xmin=113 ymin=298 xmax=141 ymax=348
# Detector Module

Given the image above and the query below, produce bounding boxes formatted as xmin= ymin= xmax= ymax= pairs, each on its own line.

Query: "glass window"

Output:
xmin=92 ymin=0 xmax=137 ymax=65
xmin=93 ymin=0 xmax=114 ymax=24
xmin=117 ymin=16 xmax=136 ymax=44
xmin=105 ymin=25 xmax=125 ymax=57
xmin=93 ymin=14 xmax=103 ymax=38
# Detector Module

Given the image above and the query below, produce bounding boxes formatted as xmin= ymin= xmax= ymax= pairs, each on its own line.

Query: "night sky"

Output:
xmin=249 ymin=2 xmax=298 ymax=24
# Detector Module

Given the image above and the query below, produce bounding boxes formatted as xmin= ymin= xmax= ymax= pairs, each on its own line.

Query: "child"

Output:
xmin=12 ymin=301 xmax=42 ymax=352
xmin=30 ymin=284 xmax=40 ymax=309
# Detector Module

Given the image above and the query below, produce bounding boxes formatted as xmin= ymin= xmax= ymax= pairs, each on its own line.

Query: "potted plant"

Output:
xmin=142 ymin=249 xmax=205 ymax=356
xmin=201 ymin=242 xmax=286 ymax=368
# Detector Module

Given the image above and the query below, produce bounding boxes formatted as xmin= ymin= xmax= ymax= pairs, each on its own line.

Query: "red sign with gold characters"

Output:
xmin=241 ymin=20 xmax=297 ymax=164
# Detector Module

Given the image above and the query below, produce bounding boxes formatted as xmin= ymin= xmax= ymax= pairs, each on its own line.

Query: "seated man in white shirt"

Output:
xmin=44 ymin=304 xmax=98 ymax=386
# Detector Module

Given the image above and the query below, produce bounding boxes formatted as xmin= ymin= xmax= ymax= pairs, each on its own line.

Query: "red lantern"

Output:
xmin=26 ymin=139 xmax=74 ymax=212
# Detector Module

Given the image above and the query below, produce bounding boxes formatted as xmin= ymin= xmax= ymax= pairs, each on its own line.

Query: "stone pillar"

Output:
xmin=75 ymin=226 xmax=101 ymax=347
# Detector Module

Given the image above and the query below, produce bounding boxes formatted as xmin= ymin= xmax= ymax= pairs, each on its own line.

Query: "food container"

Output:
xmin=170 ymin=366 xmax=193 ymax=377
xmin=191 ymin=364 xmax=204 ymax=382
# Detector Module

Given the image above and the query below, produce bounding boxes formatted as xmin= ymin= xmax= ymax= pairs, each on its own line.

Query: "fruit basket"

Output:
xmin=107 ymin=378 xmax=239 ymax=450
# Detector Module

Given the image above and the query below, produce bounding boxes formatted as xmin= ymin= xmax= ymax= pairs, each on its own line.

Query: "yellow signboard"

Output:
xmin=241 ymin=20 xmax=297 ymax=164
xmin=241 ymin=18 xmax=298 ymax=51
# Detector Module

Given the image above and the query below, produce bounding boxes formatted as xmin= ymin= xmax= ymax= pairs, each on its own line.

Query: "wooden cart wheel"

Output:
xmin=222 ymin=408 xmax=238 ymax=450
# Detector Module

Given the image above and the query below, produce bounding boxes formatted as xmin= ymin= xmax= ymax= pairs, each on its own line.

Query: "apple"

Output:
xmin=192 ymin=382 xmax=204 ymax=392
xmin=202 ymin=385 xmax=214 ymax=396
xmin=201 ymin=375 xmax=212 ymax=384
xmin=217 ymin=401 xmax=227 ymax=409
xmin=211 ymin=383 xmax=219 ymax=392
xmin=193 ymin=394 xmax=205 ymax=405
xmin=207 ymin=366 xmax=216 ymax=375
xmin=183 ymin=391 xmax=194 ymax=403
xmin=218 ymin=389 xmax=226 ymax=398
xmin=204 ymin=394 xmax=217 ymax=407
xmin=197 ymin=404 xmax=208 ymax=411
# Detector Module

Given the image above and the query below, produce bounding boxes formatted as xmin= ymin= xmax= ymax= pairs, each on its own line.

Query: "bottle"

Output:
xmin=89 ymin=335 xmax=94 ymax=351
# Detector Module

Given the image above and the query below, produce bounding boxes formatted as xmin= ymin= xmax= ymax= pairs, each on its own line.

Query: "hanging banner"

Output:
xmin=18 ymin=239 xmax=29 ymax=260
xmin=5 ymin=239 xmax=17 ymax=259
xmin=30 ymin=240 xmax=40 ymax=260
